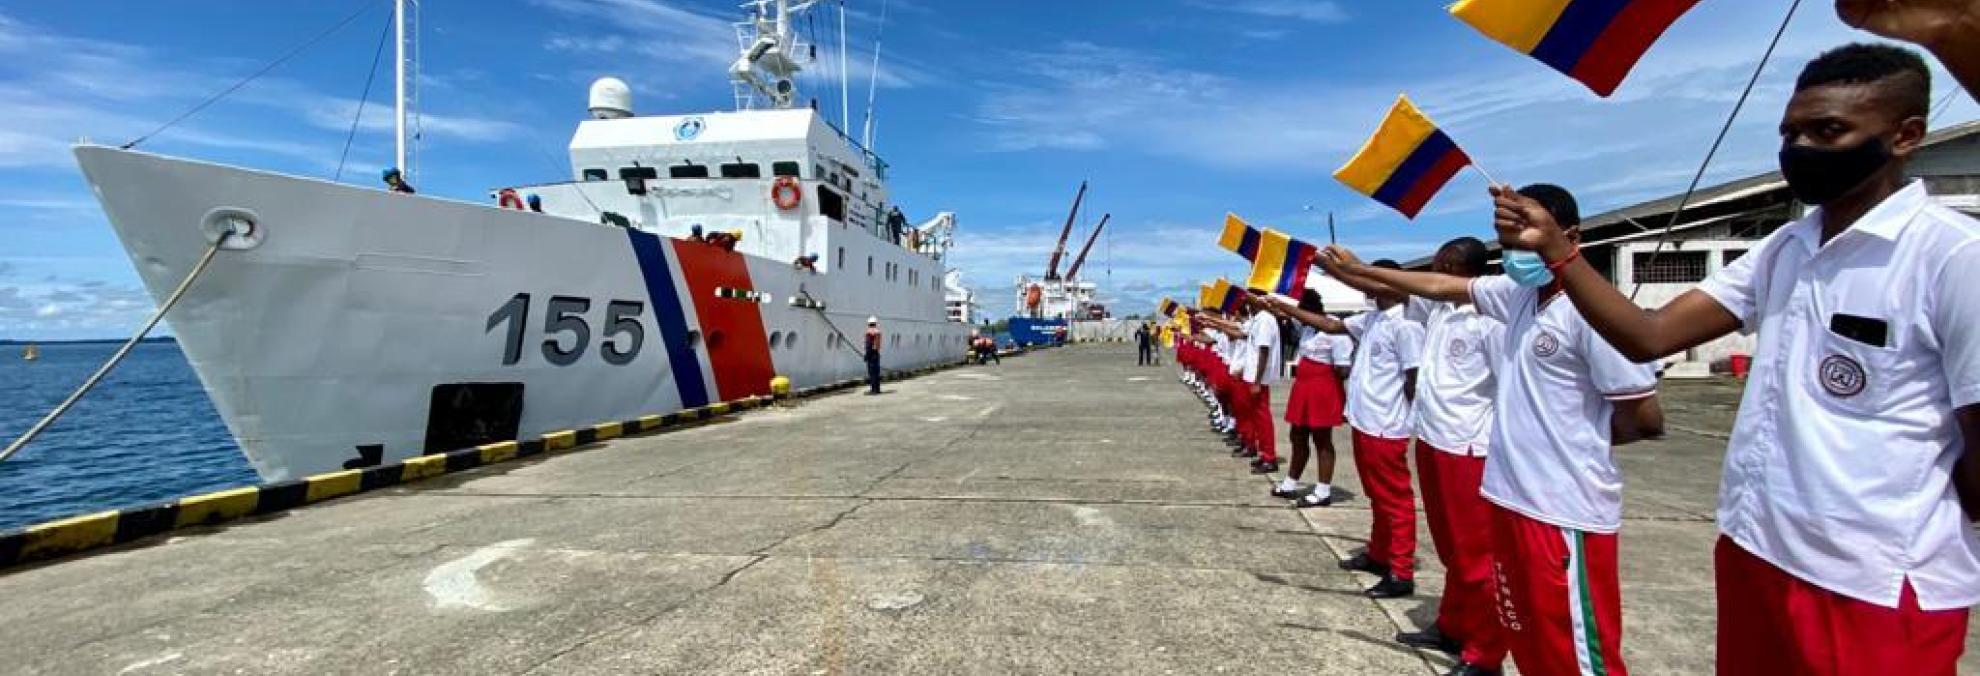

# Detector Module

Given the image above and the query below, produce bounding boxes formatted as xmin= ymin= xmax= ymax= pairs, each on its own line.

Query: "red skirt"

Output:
xmin=1284 ymin=359 xmax=1345 ymax=428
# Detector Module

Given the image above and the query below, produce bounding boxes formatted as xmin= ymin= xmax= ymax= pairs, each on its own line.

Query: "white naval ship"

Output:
xmin=70 ymin=0 xmax=968 ymax=480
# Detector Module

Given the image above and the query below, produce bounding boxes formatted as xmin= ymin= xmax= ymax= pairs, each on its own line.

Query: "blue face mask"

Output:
xmin=1503 ymin=250 xmax=1554 ymax=288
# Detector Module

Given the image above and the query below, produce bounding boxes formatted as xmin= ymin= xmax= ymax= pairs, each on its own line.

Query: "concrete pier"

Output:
xmin=1 ymin=344 xmax=1975 ymax=674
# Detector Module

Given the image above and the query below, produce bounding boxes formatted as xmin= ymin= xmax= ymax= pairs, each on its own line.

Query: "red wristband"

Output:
xmin=1546 ymin=247 xmax=1582 ymax=273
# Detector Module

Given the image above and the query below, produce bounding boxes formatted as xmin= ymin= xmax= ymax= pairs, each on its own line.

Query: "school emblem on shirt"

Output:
xmin=1447 ymin=338 xmax=1472 ymax=359
xmin=1532 ymin=332 xmax=1561 ymax=358
xmin=1818 ymin=353 xmax=1867 ymax=398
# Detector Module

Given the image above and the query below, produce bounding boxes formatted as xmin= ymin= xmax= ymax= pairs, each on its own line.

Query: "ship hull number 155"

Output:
xmin=486 ymin=293 xmax=645 ymax=366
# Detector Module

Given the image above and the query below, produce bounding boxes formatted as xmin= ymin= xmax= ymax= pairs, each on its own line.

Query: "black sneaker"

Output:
xmin=1364 ymin=576 xmax=1415 ymax=599
xmin=1294 ymin=491 xmax=1334 ymax=509
xmin=1270 ymin=484 xmax=1304 ymax=499
xmin=1444 ymin=663 xmax=1501 ymax=676
xmin=1250 ymin=461 xmax=1278 ymax=474
xmin=1396 ymin=625 xmax=1463 ymax=655
xmin=1337 ymin=552 xmax=1390 ymax=576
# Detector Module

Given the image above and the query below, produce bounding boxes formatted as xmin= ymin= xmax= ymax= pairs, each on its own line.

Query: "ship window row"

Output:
xmin=579 ymin=160 xmax=808 ymax=183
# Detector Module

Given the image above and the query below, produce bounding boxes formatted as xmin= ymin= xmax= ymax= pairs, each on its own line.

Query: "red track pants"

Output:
xmin=1352 ymin=429 xmax=1414 ymax=580
xmin=1490 ymin=504 xmax=1625 ymax=676
xmin=1417 ymin=443 xmax=1505 ymax=668
xmin=1248 ymin=384 xmax=1274 ymax=462
xmin=1715 ymin=536 xmax=1969 ymax=675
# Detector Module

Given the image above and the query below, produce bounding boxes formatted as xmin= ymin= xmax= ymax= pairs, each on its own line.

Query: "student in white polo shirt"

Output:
xmin=1321 ymin=185 xmax=1666 ymax=676
xmin=1268 ymin=260 xmax=1426 ymax=599
xmin=1496 ymin=44 xmax=1980 ymax=674
xmin=1238 ymin=289 xmax=1285 ymax=474
xmin=1323 ymin=237 xmax=1509 ymax=673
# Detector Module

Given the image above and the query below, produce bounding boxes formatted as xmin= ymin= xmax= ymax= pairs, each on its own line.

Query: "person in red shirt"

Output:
xmin=864 ymin=317 xmax=883 ymax=395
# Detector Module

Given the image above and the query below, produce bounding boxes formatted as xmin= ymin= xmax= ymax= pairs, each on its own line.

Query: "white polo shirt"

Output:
xmin=1698 ymin=181 xmax=1980 ymax=610
xmin=1295 ymin=325 xmax=1354 ymax=367
xmin=1212 ymin=332 xmax=1232 ymax=370
xmin=1225 ymin=319 xmax=1252 ymax=377
xmin=1241 ymin=312 xmax=1283 ymax=386
xmin=1344 ymin=307 xmax=1425 ymax=439
xmin=1470 ymin=275 xmax=1659 ymax=533
xmin=1406 ymin=297 xmax=1504 ymax=456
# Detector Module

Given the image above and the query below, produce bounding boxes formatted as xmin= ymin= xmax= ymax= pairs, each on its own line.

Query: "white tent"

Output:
xmin=1307 ymin=273 xmax=1371 ymax=315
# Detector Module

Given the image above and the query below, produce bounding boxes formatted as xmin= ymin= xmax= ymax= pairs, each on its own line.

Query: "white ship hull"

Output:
xmin=76 ymin=146 xmax=966 ymax=481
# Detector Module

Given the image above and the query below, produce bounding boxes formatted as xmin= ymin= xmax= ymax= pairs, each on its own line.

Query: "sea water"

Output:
xmin=0 ymin=341 xmax=254 ymax=531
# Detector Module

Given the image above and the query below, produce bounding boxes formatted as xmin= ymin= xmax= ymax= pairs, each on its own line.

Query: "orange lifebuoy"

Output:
xmin=497 ymin=188 xmax=525 ymax=210
xmin=1025 ymin=284 xmax=1043 ymax=310
xmin=771 ymin=177 xmax=802 ymax=210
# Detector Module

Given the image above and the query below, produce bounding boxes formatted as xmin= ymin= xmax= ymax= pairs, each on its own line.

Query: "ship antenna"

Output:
xmin=394 ymin=0 xmax=407 ymax=180
xmin=860 ymin=0 xmax=889 ymax=149
xmin=838 ymin=0 xmax=851 ymax=130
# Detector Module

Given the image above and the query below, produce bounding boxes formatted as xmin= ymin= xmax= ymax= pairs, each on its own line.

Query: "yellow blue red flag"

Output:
xmin=1334 ymin=95 xmax=1474 ymax=220
xmin=1197 ymin=283 xmax=1217 ymax=311
xmin=1450 ymin=0 xmax=1702 ymax=97
xmin=1158 ymin=298 xmax=1181 ymax=318
xmin=1244 ymin=228 xmax=1319 ymax=297
xmin=1218 ymin=213 xmax=1263 ymax=261
xmin=1206 ymin=279 xmax=1243 ymax=314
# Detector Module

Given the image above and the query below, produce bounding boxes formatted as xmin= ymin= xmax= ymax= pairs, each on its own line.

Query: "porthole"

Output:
xmin=787 ymin=332 xmax=800 ymax=349
xmin=769 ymin=331 xmax=784 ymax=350
xmin=686 ymin=330 xmax=702 ymax=349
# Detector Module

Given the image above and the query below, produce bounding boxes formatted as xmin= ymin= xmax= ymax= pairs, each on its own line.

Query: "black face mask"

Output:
xmin=1778 ymin=137 xmax=1892 ymax=206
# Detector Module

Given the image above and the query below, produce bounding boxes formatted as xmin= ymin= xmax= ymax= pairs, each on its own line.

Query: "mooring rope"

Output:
xmin=1 ymin=233 xmax=233 ymax=463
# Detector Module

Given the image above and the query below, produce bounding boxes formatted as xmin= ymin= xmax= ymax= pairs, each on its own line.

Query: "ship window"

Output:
xmin=813 ymin=164 xmax=827 ymax=179
xmin=867 ymin=256 xmax=873 ymax=276
xmin=582 ymin=168 xmax=608 ymax=181
xmin=669 ymin=164 xmax=710 ymax=179
xmin=769 ymin=331 xmax=783 ymax=350
xmin=817 ymin=187 xmax=846 ymax=221
xmin=619 ymin=166 xmax=659 ymax=196
xmin=836 ymin=247 xmax=844 ymax=270
xmin=720 ymin=162 xmax=761 ymax=179
xmin=772 ymin=161 xmax=801 ymax=177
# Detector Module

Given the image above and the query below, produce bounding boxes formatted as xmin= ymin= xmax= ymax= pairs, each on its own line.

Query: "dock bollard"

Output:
xmin=770 ymin=375 xmax=792 ymax=401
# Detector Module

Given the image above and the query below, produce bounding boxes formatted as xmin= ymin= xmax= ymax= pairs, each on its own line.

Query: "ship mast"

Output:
xmin=731 ymin=0 xmax=820 ymax=111
xmin=394 ymin=0 xmax=407 ymax=177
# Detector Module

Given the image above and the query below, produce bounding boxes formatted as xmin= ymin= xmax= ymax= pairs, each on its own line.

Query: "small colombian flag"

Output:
xmin=1334 ymin=95 xmax=1474 ymax=220
xmin=1158 ymin=298 xmax=1181 ymax=318
xmin=1218 ymin=213 xmax=1263 ymax=261
xmin=1205 ymin=279 xmax=1244 ymax=314
xmin=1450 ymin=0 xmax=1703 ymax=97
xmin=1244 ymin=229 xmax=1319 ymax=297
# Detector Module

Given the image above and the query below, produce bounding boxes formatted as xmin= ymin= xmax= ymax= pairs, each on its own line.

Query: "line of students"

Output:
xmin=1177 ymin=43 xmax=1978 ymax=676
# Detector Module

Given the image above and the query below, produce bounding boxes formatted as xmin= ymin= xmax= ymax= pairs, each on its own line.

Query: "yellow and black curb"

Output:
xmin=0 ymin=350 xmax=1038 ymax=572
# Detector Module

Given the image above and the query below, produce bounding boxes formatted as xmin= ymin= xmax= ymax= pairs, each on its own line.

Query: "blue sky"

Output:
xmin=0 ymin=0 xmax=1973 ymax=339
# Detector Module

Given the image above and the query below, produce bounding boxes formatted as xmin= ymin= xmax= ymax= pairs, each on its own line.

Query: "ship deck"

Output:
xmin=2 ymin=344 xmax=1975 ymax=674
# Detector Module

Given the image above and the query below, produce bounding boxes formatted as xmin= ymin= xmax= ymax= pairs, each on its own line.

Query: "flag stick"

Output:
xmin=1472 ymin=163 xmax=1503 ymax=189
xmin=1327 ymin=211 xmax=1337 ymax=245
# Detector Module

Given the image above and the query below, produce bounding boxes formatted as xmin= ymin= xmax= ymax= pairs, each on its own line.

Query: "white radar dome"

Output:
xmin=588 ymin=77 xmax=633 ymax=119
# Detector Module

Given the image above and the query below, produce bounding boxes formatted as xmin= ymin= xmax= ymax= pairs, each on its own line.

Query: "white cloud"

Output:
xmin=0 ymin=11 xmax=524 ymax=173
xmin=1188 ymin=0 xmax=1349 ymax=23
